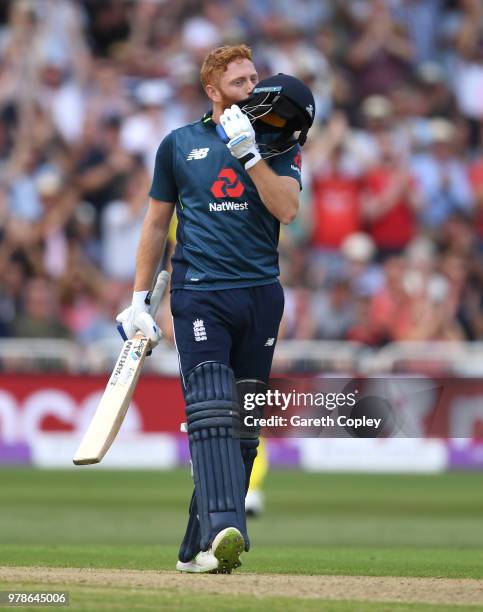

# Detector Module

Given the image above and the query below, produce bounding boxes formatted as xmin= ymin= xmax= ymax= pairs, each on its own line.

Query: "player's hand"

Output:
xmin=220 ymin=104 xmax=261 ymax=170
xmin=116 ymin=295 xmax=162 ymax=348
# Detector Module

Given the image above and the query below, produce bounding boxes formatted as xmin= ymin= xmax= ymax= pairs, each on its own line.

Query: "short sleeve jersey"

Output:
xmin=149 ymin=112 xmax=302 ymax=290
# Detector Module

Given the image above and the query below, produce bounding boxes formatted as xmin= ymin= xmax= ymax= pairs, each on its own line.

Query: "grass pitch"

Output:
xmin=0 ymin=468 xmax=482 ymax=610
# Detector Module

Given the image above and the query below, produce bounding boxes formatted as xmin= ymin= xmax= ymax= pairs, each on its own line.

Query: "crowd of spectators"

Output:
xmin=0 ymin=0 xmax=483 ymax=349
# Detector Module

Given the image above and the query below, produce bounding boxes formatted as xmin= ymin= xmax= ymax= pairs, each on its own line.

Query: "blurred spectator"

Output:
xmin=390 ymin=0 xmax=443 ymax=64
xmin=311 ymin=279 xmax=355 ymax=340
xmin=181 ymin=4 xmax=223 ymax=61
xmin=370 ymin=254 xmax=464 ymax=342
xmin=401 ymin=270 xmax=465 ymax=341
xmin=0 ymin=118 xmax=12 ymax=176
xmin=35 ymin=57 xmax=85 ymax=144
xmin=457 ymin=269 xmax=483 ymax=340
xmin=74 ymin=115 xmax=134 ymax=217
xmin=67 ymin=201 xmax=102 ymax=266
xmin=362 ymin=131 xmax=421 ymax=257
xmin=13 ymin=276 xmax=70 ymax=339
xmin=303 ymin=113 xmax=364 ymax=287
xmin=307 ymin=112 xmax=362 ymax=260
xmin=415 ymin=62 xmax=455 ymax=119
xmin=0 ymin=253 xmax=28 ymax=338
xmin=346 ymin=295 xmax=382 ymax=345
xmin=468 ymin=125 xmax=483 ymax=245
xmin=438 ymin=213 xmax=477 ymax=257
xmin=280 ymin=287 xmax=317 ymax=340
xmin=58 ymin=243 xmax=111 ymax=345
xmin=262 ymin=23 xmax=329 ymax=87
xmin=85 ymin=59 xmax=133 ymax=125
xmin=340 ymin=232 xmax=384 ymax=296
xmin=101 ymin=159 xmax=149 ymax=281
xmin=120 ymin=80 xmax=175 ymax=170
xmin=36 ymin=171 xmax=75 ymax=278
xmin=82 ymin=0 xmax=131 ymax=58
xmin=6 ymin=147 xmax=43 ymax=221
xmin=453 ymin=6 xmax=483 ymax=125
xmin=411 ymin=118 xmax=473 ymax=229
xmin=370 ymin=255 xmax=412 ymax=342
xmin=78 ymin=279 xmax=133 ymax=344
xmin=0 ymin=0 xmax=481 ymax=352
xmin=351 ymin=95 xmax=397 ymax=168
xmin=348 ymin=0 xmax=414 ymax=101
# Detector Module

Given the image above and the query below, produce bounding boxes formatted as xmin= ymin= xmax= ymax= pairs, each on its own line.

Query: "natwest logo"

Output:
xmin=210 ymin=168 xmax=245 ymax=199
xmin=291 ymin=150 xmax=302 ymax=176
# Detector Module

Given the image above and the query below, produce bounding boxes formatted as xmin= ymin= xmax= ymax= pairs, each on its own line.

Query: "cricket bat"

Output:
xmin=73 ymin=270 xmax=170 ymax=465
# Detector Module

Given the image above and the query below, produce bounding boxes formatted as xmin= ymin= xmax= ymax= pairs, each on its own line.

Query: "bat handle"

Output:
xmin=146 ymin=270 xmax=170 ymax=356
xmin=147 ymin=270 xmax=170 ymax=316
xmin=216 ymin=124 xmax=229 ymax=143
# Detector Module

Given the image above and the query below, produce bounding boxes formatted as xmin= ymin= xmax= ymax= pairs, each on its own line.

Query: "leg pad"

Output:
xmin=178 ymin=489 xmax=200 ymax=563
xmin=186 ymin=362 xmax=248 ymax=551
xmin=237 ymin=379 xmax=265 ymax=492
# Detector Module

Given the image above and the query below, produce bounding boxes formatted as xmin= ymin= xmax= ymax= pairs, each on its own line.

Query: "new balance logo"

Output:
xmin=265 ymin=338 xmax=275 ymax=347
xmin=187 ymin=148 xmax=209 ymax=160
xmin=306 ymin=104 xmax=314 ymax=118
xmin=193 ymin=319 xmax=207 ymax=342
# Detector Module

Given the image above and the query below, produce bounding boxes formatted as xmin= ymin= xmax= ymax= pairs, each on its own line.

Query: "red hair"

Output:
xmin=200 ymin=45 xmax=253 ymax=89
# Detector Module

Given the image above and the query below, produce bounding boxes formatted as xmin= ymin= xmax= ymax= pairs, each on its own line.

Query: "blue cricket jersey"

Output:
xmin=149 ymin=112 xmax=302 ymax=290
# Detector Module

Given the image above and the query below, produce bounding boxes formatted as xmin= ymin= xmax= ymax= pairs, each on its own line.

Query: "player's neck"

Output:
xmin=211 ymin=104 xmax=223 ymax=124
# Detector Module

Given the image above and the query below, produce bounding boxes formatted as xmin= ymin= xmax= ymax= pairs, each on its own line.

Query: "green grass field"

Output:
xmin=0 ymin=468 xmax=482 ymax=611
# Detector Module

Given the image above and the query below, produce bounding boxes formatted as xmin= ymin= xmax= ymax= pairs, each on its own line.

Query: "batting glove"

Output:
xmin=220 ymin=104 xmax=261 ymax=170
xmin=116 ymin=291 xmax=162 ymax=348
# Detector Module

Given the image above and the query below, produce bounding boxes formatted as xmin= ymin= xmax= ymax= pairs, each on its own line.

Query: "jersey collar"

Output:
xmin=201 ymin=110 xmax=216 ymax=128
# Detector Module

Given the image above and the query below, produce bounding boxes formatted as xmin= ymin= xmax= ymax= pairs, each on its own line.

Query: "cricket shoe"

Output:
xmin=176 ymin=550 xmax=218 ymax=573
xmin=176 ymin=527 xmax=245 ymax=574
xmin=209 ymin=527 xmax=244 ymax=574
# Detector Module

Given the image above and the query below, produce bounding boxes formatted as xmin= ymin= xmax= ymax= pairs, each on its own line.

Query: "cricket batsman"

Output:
xmin=117 ymin=44 xmax=315 ymax=573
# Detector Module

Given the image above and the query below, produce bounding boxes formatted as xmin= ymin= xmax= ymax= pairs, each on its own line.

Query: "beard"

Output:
xmin=218 ymin=90 xmax=250 ymax=111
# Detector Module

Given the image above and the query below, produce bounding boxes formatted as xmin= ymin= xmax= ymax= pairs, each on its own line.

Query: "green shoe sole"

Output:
xmin=210 ymin=527 xmax=244 ymax=574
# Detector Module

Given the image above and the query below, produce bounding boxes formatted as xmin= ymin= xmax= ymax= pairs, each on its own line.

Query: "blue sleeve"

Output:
xmin=268 ymin=144 xmax=302 ymax=189
xmin=148 ymin=132 xmax=177 ymax=202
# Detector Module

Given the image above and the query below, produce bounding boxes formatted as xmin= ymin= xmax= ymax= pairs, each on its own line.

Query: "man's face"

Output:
xmin=212 ymin=58 xmax=258 ymax=108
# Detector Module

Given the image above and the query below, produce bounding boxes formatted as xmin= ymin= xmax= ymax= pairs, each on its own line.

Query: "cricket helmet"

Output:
xmin=239 ymin=73 xmax=315 ymax=158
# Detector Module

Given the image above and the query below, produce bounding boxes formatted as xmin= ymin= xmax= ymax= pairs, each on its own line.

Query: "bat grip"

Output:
xmin=145 ymin=270 xmax=170 ymax=356
xmin=147 ymin=270 xmax=170 ymax=316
